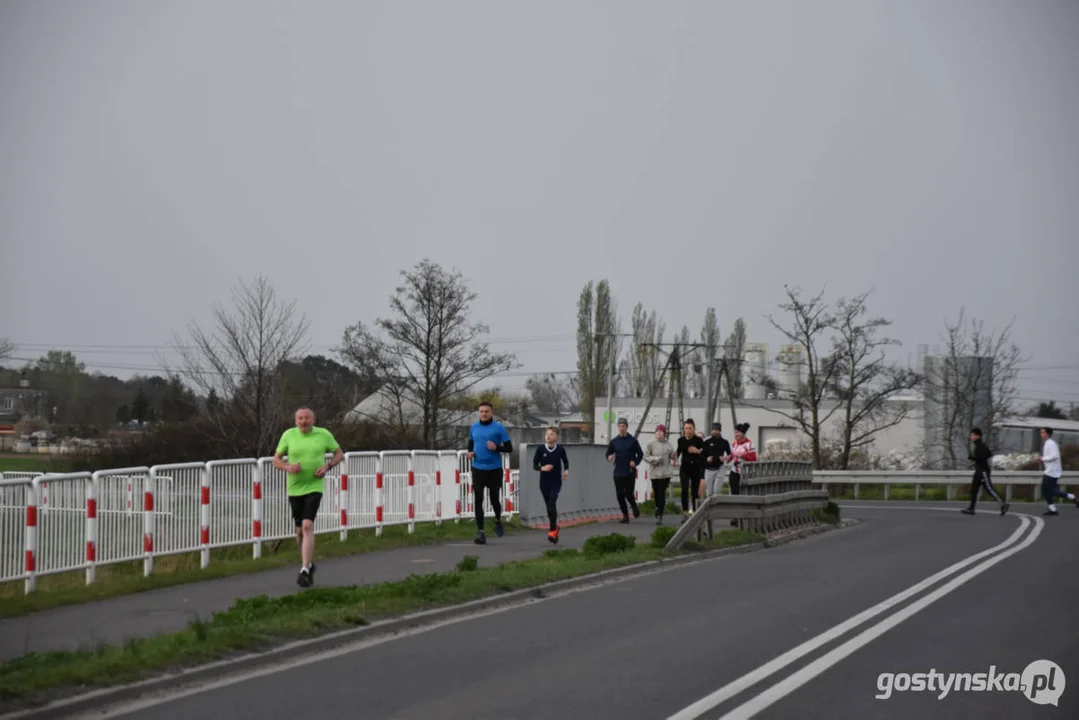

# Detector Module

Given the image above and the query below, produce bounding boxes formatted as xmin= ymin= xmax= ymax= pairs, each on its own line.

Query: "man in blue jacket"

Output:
xmin=606 ymin=417 xmax=643 ymax=523
xmin=468 ymin=402 xmax=513 ymax=544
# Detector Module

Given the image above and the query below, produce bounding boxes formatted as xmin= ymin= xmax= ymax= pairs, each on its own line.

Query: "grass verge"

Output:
xmin=0 ymin=529 xmax=764 ymax=709
xmin=0 ymin=519 xmax=523 ymax=620
xmin=0 ymin=456 xmax=52 ymax=473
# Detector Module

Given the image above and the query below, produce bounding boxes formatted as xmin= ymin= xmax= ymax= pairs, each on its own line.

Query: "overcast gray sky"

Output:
xmin=2 ymin=0 xmax=1077 ymax=410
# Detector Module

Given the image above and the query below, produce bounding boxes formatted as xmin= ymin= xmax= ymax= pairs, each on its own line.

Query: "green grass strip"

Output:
xmin=0 ymin=529 xmax=763 ymax=708
xmin=0 ymin=519 xmax=524 ymax=620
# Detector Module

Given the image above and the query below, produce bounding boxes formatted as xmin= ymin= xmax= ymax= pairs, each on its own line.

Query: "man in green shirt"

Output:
xmin=273 ymin=407 xmax=344 ymax=588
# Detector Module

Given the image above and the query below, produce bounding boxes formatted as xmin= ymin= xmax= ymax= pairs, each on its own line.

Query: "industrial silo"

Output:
xmin=778 ymin=344 xmax=804 ymax=400
xmin=743 ymin=343 xmax=768 ymax=400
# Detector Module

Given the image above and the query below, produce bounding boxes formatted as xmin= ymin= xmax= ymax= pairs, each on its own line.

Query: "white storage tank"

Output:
xmin=743 ymin=342 xmax=768 ymax=400
xmin=778 ymin=344 xmax=803 ymax=400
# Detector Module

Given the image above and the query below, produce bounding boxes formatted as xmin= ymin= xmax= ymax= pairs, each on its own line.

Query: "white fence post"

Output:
xmin=375 ymin=454 xmax=384 ymax=537
xmin=339 ymin=469 xmax=349 ymax=542
xmin=454 ymin=450 xmax=464 ymax=523
xmin=85 ymin=475 xmax=98 ymax=585
xmin=252 ymin=463 xmax=263 ymax=559
xmin=200 ymin=465 xmax=211 ymax=569
xmin=25 ymin=480 xmax=38 ymax=595
xmin=407 ymin=453 xmax=416 ymax=535
xmin=143 ymin=472 xmax=155 ymax=576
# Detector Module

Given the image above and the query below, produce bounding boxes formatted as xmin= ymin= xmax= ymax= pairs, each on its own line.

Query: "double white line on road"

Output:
xmin=665 ymin=509 xmax=1046 ymax=720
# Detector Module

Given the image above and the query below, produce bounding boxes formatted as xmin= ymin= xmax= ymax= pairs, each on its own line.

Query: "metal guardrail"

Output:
xmin=813 ymin=470 xmax=1078 ymax=502
xmin=665 ymin=462 xmax=830 ymax=550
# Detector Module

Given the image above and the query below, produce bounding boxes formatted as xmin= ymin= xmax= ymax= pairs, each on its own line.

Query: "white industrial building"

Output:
xmin=589 ymin=343 xmax=1074 ymax=468
xmin=591 ymin=395 xmax=923 ymax=459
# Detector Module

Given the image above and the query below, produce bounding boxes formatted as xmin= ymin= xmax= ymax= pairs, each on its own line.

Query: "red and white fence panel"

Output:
xmin=411 ymin=450 xmax=441 ymax=526
xmin=456 ymin=453 xmax=518 ymax=522
xmin=343 ymin=451 xmax=381 ymax=533
xmin=378 ymin=451 xmax=414 ymax=533
xmin=147 ymin=463 xmax=204 ymax=571
xmin=93 ymin=467 xmax=152 ymax=579
xmin=204 ymin=459 xmax=257 ymax=567
xmin=32 ymin=473 xmax=91 ymax=586
xmin=0 ymin=477 xmax=33 ymax=588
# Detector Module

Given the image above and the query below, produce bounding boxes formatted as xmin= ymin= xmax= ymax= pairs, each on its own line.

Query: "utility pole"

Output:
xmin=705 ymin=358 xmax=715 ymax=428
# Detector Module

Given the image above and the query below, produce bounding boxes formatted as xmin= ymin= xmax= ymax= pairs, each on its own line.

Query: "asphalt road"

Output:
xmin=67 ymin=501 xmax=1078 ymax=720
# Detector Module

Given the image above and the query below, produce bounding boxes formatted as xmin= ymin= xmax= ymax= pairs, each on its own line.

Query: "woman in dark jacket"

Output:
xmin=676 ymin=418 xmax=705 ymax=520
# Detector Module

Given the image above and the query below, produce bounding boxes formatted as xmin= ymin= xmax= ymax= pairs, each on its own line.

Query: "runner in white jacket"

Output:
xmin=1038 ymin=427 xmax=1076 ymax=516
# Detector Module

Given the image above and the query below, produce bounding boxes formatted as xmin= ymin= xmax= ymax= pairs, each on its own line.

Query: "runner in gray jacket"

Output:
xmin=644 ymin=424 xmax=676 ymax=525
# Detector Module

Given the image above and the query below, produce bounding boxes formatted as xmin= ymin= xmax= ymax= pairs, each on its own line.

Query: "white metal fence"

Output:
xmin=0 ymin=450 xmax=518 ymax=594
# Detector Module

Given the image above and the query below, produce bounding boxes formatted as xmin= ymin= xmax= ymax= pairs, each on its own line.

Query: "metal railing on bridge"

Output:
xmin=665 ymin=461 xmax=831 ymax=550
xmin=0 ymin=450 xmax=519 ymax=594
xmin=813 ymin=470 xmax=1077 ymax=502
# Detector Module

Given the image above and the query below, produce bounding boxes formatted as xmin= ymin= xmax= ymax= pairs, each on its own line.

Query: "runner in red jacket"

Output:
xmin=727 ymin=422 xmax=757 ymax=496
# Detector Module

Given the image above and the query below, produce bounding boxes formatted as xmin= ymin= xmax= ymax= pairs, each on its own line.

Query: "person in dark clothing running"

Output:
xmin=961 ymin=427 xmax=1009 ymax=516
xmin=467 ymin=402 xmax=513 ymax=544
xmin=533 ymin=426 xmax=569 ymax=543
xmin=702 ymin=422 xmax=732 ymax=496
xmin=606 ymin=417 xmax=643 ymax=523
xmin=676 ymin=418 xmax=705 ymax=520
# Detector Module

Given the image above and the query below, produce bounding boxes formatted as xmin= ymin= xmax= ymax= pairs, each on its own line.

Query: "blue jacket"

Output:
xmin=468 ymin=420 xmax=512 ymax=470
xmin=606 ymin=434 xmax=643 ymax=478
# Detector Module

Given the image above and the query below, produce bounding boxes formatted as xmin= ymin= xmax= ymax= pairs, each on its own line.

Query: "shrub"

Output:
xmin=650 ymin=525 xmax=676 ymax=548
xmin=582 ymin=533 xmax=636 ymax=557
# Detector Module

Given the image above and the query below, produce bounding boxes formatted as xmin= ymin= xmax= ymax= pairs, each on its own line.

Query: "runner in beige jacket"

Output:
xmin=644 ymin=424 xmax=677 ymax=525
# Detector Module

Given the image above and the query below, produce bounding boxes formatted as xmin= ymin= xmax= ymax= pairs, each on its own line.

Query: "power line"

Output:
xmin=5 ymin=333 xmax=578 ymax=352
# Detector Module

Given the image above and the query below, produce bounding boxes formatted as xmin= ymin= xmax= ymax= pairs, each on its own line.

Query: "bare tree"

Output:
xmin=171 ymin=276 xmax=309 ymax=457
xmin=697 ymin=307 xmax=722 ymax=424
xmin=575 ymin=279 xmax=621 ymax=436
xmin=338 ymin=259 xmax=517 ymax=449
xmin=922 ymin=308 xmax=1025 ymax=469
xmin=722 ymin=317 xmax=747 ymax=426
xmin=762 ymin=285 xmax=842 ymax=469
xmin=525 ymin=373 xmax=578 ymax=414
xmin=0 ymin=338 xmax=14 ymax=364
xmin=830 ymin=291 xmax=922 ymax=470
xmin=673 ymin=324 xmax=697 ymax=399
xmin=618 ymin=302 xmax=666 ymax=398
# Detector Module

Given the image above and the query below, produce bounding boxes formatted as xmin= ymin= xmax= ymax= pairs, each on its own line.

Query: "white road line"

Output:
xmin=664 ymin=512 xmax=1033 ymax=720
xmin=717 ymin=514 xmax=1046 ymax=719
xmin=839 ymin=504 xmax=1027 ymax=514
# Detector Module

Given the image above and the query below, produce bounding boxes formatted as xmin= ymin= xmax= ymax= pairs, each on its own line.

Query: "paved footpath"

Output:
xmin=0 ymin=516 xmax=678 ymax=662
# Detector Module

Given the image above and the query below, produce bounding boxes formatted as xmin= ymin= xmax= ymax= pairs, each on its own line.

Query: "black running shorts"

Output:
xmin=289 ymin=492 xmax=323 ymax=527
xmin=471 ymin=467 xmax=503 ymax=491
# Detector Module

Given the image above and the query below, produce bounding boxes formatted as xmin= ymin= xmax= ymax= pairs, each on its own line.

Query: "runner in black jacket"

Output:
xmin=962 ymin=427 xmax=1009 ymax=516
xmin=676 ymin=418 xmax=705 ymax=518
xmin=702 ymin=423 xmax=732 ymax=496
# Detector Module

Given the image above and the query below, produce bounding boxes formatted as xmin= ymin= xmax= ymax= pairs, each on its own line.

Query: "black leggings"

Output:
xmin=613 ymin=475 xmax=638 ymax=517
xmin=540 ymin=480 xmax=560 ymax=531
xmin=651 ymin=478 xmax=671 ymax=516
xmin=681 ymin=470 xmax=702 ymax=512
xmin=729 ymin=472 xmax=741 ymax=496
xmin=472 ymin=469 xmax=503 ymax=530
